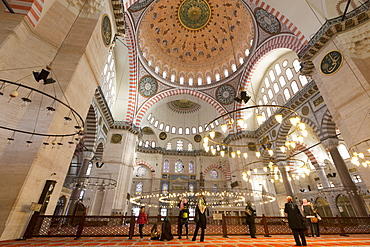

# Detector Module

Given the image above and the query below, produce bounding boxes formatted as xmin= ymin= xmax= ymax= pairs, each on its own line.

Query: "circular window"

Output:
xmin=137 ymin=166 xmax=147 ymax=177
xmin=210 ymin=169 xmax=218 ymax=179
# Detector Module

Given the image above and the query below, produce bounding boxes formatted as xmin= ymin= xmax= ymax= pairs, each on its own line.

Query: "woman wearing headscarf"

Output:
xmin=160 ymin=216 xmax=173 ymax=241
xmin=192 ymin=195 xmax=207 ymax=242
xmin=178 ymin=198 xmax=189 ymax=239
xmin=284 ymin=196 xmax=307 ymax=246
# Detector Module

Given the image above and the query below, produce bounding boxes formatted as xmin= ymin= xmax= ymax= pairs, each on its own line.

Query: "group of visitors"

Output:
xmin=136 ymin=195 xmax=321 ymax=245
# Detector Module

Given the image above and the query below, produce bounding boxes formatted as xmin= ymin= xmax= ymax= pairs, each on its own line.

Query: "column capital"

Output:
xmin=82 ymin=151 xmax=95 ymax=160
xmin=321 ymin=138 xmax=339 ymax=150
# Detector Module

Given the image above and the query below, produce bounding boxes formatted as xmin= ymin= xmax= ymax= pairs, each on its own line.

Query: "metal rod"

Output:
xmin=2 ymin=0 xmax=15 ymax=13
xmin=341 ymin=0 xmax=352 ymax=21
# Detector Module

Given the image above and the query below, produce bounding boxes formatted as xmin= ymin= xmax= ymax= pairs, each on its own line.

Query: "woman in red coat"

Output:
xmin=136 ymin=206 xmax=148 ymax=240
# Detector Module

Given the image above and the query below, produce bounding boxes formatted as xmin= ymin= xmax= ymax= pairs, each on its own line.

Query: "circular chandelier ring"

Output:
xmin=204 ymin=104 xmax=300 ymax=148
xmin=243 ymin=158 xmax=305 ymax=170
xmin=0 ymin=79 xmax=85 ymax=137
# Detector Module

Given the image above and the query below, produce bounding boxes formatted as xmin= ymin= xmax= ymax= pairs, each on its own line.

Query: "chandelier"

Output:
xmin=348 ymin=138 xmax=370 ymax=168
xmin=129 ymin=189 xmax=276 ymax=208
xmin=202 ymin=105 xmax=306 ymax=159
xmin=68 ymin=176 xmax=117 ymax=192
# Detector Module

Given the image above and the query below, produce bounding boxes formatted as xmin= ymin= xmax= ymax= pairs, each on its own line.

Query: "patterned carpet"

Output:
xmin=1 ymin=235 xmax=370 ymax=247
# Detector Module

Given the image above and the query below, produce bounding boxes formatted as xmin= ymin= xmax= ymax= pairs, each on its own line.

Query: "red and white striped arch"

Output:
xmin=135 ymin=161 xmax=156 ymax=178
xmin=133 ymin=89 xmax=228 ymax=126
xmin=288 ymin=142 xmax=319 ymax=167
xmin=5 ymin=0 xmax=44 ymax=27
xmin=202 ymin=163 xmax=231 ymax=181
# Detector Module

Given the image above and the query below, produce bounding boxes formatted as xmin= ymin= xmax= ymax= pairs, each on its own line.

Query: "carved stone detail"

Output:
xmin=66 ymin=0 xmax=104 ymax=15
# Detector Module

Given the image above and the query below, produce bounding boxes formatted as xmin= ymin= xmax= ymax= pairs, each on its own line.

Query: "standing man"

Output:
xmin=192 ymin=195 xmax=207 ymax=242
xmin=284 ymin=196 xmax=307 ymax=246
xmin=245 ymin=201 xmax=257 ymax=238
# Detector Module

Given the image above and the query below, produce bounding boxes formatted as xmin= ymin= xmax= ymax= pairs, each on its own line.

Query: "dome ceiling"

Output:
xmin=138 ymin=0 xmax=255 ymax=86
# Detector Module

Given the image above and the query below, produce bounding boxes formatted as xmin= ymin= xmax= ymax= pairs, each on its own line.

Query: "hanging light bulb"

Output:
xmin=301 ymin=129 xmax=308 ymax=137
xmin=271 ymin=179 xmax=274 ymax=183
xmin=204 ymin=146 xmax=209 ymax=152
xmin=220 ymin=150 xmax=225 ymax=157
xmin=243 ymin=152 xmax=248 ymax=159
xmin=267 ymin=149 xmax=274 ymax=156
xmin=256 ymin=115 xmax=264 ymax=125
xmin=203 ymin=136 xmax=209 ymax=144
xmin=280 ymin=146 xmax=287 ymax=153
xmin=298 ymin=122 xmax=306 ymax=131
xmin=8 ymin=89 xmax=18 ymax=103
xmin=210 ymin=131 xmax=215 ymax=139
xmin=289 ymin=116 xmax=300 ymax=126
xmin=297 ymin=135 xmax=304 ymax=143
xmin=237 ymin=118 xmax=244 ymax=127
xmin=231 ymin=152 xmax=236 ymax=158
xmin=290 ymin=141 xmax=296 ymax=149
xmin=263 ymin=167 xmax=268 ymax=172
xmin=211 ymin=148 xmax=216 ymax=155
xmin=275 ymin=114 xmax=283 ymax=123
xmin=247 ymin=170 xmax=251 ymax=176
xmin=255 ymin=151 xmax=261 ymax=158
xmin=358 ymin=152 xmax=365 ymax=159
xmin=228 ymin=118 xmax=234 ymax=125
xmin=236 ymin=150 xmax=241 ymax=157
xmin=253 ymin=168 xmax=258 ymax=173
xmin=221 ymin=124 xmax=228 ymax=133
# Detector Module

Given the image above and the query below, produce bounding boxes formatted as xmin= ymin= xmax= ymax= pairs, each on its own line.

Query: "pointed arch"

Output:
xmin=83 ymin=105 xmax=98 ymax=152
xmin=288 ymin=142 xmax=319 ymax=167
xmin=320 ymin=109 xmax=337 ymax=140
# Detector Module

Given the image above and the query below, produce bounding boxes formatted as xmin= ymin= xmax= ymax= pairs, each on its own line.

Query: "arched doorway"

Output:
xmin=53 ymin=196 xmax=67 ymax=216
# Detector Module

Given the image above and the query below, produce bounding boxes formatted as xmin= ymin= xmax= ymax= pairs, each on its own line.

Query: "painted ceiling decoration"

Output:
xmin=177 ymin=0 xmax=212 ymax=31
xmin=139 ymin=75 xmax=158 ymax=97
xmin=138 ymin=0 xmax=255 ymax=86
xmin=254 ymin=7 xmax=281 ymax=34
xmin=166 ymin=100 xmax=202 ymax=114
xmin=216 ymin=84 xmax=236 ymax=105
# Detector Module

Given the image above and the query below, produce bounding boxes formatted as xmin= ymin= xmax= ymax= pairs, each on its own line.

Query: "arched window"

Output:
xmin=239 ymin=57 xmax=244 ymax=64
xmin=284 ymin=88 xmax=291 ymax=100
xmin=147 ymin=113 xmax=152 ymax=121
xmin=150 ymin=117 xmax=155 ymax=124
xmin=163 ymin=160 xmax=170 ymax=173
xmin=162 ymin=183 xmax=168 ymax=195
xmin=282 ymin=60 xmax=288 ymax=67
xmin=206 ymin=76 xmax=212 ymax=84
xmin=171 ymin=74 xmax=176 ymax=82
xmin=175 ymin=159 xmax=184 ymax=173
xmin=165 ymin=125 xmax=170 ymax=132
xmin=260 ymin=87 xmax=265 ymax=94
xmin=188 ymin=143 xmax=193 ymax=151
xmin=154 ymin=120 xmax=158 ymax=127
xmin=275 ymin=63 xmax=282 ymax=75
xmin=136 ymin=182 xmax=143 ymax=195
xmin=151 ymin=141 xmax=156 ymax=148
xmin=269 ymin=70 xmax=275 ymax=81
xmin=180 ymin=76 xmax=184 ymax=85
xmin=231 ymin=64 xmax=237 ymax=72
xmin=189 ymin=161 xmax=195 ymax=173
xmin=286 ymin=68 xmax=293 ymax=80
xmin=264 ymin=77 xmax=270 ymax=88
xmin=148 ymin=60 xmax=152 ymax=66
xmin=293 ymin=59 xmax=301 ymax=72
xmin=273 ymin=82 xmax=279 ymax=93
xmin=215 ymin=73 xmax=220 ymax=81
xmin=166 ymin=142 xmax=172 ymax=150
xmin=171 ymin=126 xmax=176 ymax=134
xmin=159 ymin=123 xmax=164 ymax=130
xmin=268 ymin=89 xmax=273 ymax=99
xmin=224 ymin=69 xmax=229 ymax=77
xmin=210 ymin=169 xmax=218 ymax=178
xmin=177 ymin=140 xmax=183 ymax=151
xmin=299 ymin=75 xmax=309 ymax=86
xmin=185 ymin=127 xmax=190 ymax=135
xmin=145 ymin=141 xmax=149 ymax=148
xmin=163 ymin=70 xmax=167 ymax=78
xmin=266 ymin=107 xmax=271 ymax=117
xmin=138 ymin=140 xmax=143 ymax=146
xmin=188 ymin=77 xmax=193 ymax=86
xmin=279 ymin=76 xmax=286 ymax=87
xmin=197 ymin=77 xmax=202 ymax=85
xmin=178 ymin=127 xmax=183 ymax=135
xmin=155 ymin=66 xmax=159 ymax=73
xmin=213 ymin=184 xmax=218 ymax=193
xmin=291 ymin=80 xmax=299 ymax=94
xmin=198 ymin=125 xmax=203 ymax=133
xmin=137 ymin=166 xmax=146 ymax=177
xmin=192 ymin=127 xmax=197 ymax=134
xmin=263 ymin=95 xmax=268 ymax=104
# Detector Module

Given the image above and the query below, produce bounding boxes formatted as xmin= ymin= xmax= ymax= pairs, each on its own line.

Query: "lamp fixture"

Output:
xmin=234 ymin=91 xmax=251 ymax=104
xmin=349 ymin=138 xmax=370 ymax=168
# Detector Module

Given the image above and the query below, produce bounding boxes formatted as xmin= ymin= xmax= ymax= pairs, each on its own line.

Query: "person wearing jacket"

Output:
xmin=284 ymin=196 xmax=307 ymax=246
xmin=192 ymin=195 xmax=207 ymax=242
xmin=136 ymin=206 xmax=148 ymax=240
xmin=245 ymin=201 xmax=257 ymax=238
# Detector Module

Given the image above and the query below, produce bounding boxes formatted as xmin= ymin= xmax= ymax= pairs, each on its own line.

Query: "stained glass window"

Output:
xmin=163 ymin=160 xmax=169 ymax=173
xmin=136 ymin=182 xmax=143 ymax=195
xmin=176 ymin=140 xmax=183 ymax=151
xmin=175 ymin=159 xmax=184 ymax=173
xmin=137 ymin=166 xmax=146 ymax=177
xmin=210 ymin=169 xmax=218 ymax=178
xmin=213 ymin=184 xmax=218 ymax=193
xmin=162 ymin=183 xmax=168 ymax=194
xmin=189 ymin=161 xmax=194 ymax=173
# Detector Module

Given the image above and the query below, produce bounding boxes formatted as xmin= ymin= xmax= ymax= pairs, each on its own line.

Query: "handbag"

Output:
xmin=310 ymin=217 xmax=318 ymax=223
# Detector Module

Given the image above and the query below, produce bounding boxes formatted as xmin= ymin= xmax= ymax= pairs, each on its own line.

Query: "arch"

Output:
xmin=202 ymin=164 xmax=231 ymax=181
xmin=124 ymin=16 xmax=139 ymax=123
xmin=240 ymin=34 xmax=303 ymax=91
xmin=6 ymin=0 xmax=44 ymax=27
xmin=84 ymin=105 xmax=98 ymax=152
xmin=135 ymin=161 xmax=155 ymax=178
xmin=134 ymin=89 xmax=229 ymax=126
xmin=94 ymin=141 xmax=105 ymax=160
xmin=288 ymin=142 xmax=320 ymax=167
xmin=320 ymin=109 xmax=337 ymax=140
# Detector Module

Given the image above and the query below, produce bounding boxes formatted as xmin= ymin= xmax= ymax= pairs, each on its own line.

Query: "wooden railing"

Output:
xmin=23 ymin=214 xmax=370 ymax=239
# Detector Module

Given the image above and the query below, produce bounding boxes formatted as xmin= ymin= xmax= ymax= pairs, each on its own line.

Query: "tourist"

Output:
xmin=160 ymin=216 xmax=173 ymax=241
xmin=178 ymin=198 xmax=189 ymax=239
xmin=192 ymin=195 xmax=207 ymax=242
xmin=284 ymin=196 xmax=307 ymax=246
xmin=136 ymin=206 xmax=148 ymax=240
xmin=245 ymin=201 xmax=257 ymax=238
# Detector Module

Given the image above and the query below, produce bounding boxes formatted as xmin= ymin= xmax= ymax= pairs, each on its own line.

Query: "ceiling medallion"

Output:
xmin=159 ymin=132 xmax=167 ymax=140
xmin=216 ymin=84 xmax=236 ymax=105
xmin=167 ymin=100 xmax=202 ymax=114
xmin=178 ymin=0 xmax=212 ymax=31
xmin=139 ymin=75 xmax=158 ymax=97
xmin=101 ymin=14 xmax=112 ymax=47
xmin=254 ymin=8 xmax=281 ymax=34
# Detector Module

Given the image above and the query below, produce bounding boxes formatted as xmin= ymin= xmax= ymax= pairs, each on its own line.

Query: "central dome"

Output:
xmin=178 ymin=0 xmax=211 ymax=30
xmin=138 ymin=0 xmax=255 ymax=87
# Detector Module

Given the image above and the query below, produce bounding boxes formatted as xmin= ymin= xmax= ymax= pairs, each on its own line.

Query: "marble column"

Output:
xmin=313 ymin=165 xmax=340 ymax=216
xmin=321 ymin=138 xmax=368 ymax=216
xmin=277 ymin=161 xmax=295 ymax=198
xmin=67 ymin=151 xmax=95 ymax=215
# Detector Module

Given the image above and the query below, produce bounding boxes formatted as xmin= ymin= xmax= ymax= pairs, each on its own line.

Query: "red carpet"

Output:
xmin=1 ymin=235 xmax=370 ymax=246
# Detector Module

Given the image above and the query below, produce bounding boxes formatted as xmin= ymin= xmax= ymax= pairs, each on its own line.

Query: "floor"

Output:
xmin=1 ymin=235 xmax=370 ymax=247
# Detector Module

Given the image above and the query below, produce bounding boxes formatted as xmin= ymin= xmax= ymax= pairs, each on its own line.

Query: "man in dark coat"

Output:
xmin=284 ymin=196 xmax=307 ymax=246
xmin=160 ymin=216 xmax=173 ymax=241
xmin=192 ymin=195 xmax=207 ymax=242
xmin=245 ymin=201 xmax=257 ymax=238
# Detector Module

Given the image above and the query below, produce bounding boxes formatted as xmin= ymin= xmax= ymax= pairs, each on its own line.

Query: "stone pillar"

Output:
xmin=67 ymin=151 xmax=95 ymax=216
xmin=277 ymin=161 xmax=295 ymax=199
xmin=322 ymin=138 xmax=368 ymax=216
